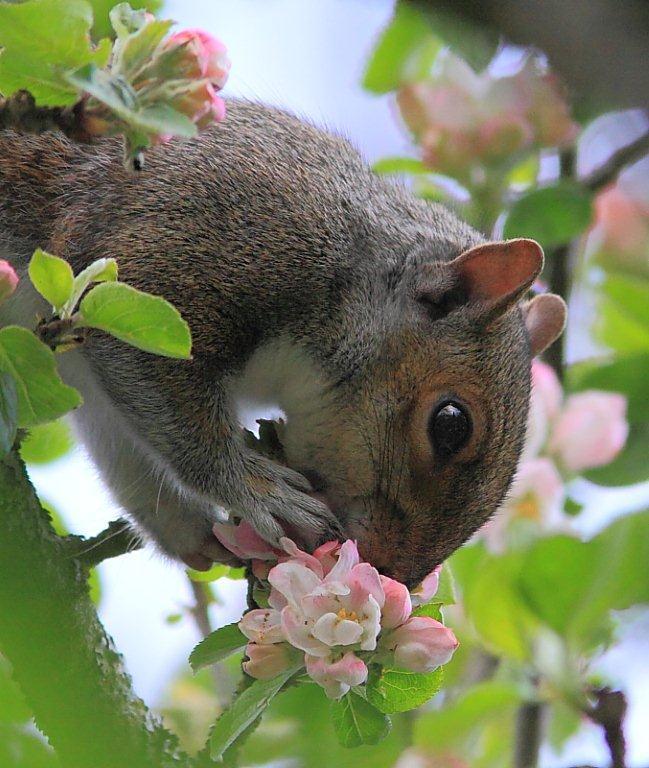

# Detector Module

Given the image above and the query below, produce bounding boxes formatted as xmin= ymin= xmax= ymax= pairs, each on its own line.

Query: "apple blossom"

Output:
xmin=162 ymin=29 xmax=231 ymax=89
xmin=0 ymin=259 xmax=18 ymax=304
xmin=397 ymin=50 xmax=577 ymax=177
xmin=305 ymin=651 xmax=368 ymax=699
xmin=590 ymin=184 xmax=649 ymax=276
xmin=382 ymin=616 xmax=459 ymax=674
xmin=549 ymin=391 xmax=629 ymax=473
xmin=409 ymin=565 xmax=441 ymax=607
xmin=243 ymin=643 xmax=297 ymax=681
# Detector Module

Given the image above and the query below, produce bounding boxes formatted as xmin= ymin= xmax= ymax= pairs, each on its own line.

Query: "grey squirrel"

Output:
xmin=0 ymin=100 xmax=566 ymax=587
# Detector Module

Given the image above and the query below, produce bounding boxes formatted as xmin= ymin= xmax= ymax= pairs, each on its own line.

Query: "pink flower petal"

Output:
xmin=380 ymin=576 xmax=412 ymax=628
xmin=312 ymin=613 xmax=363 ymax=647
xmin=212 ymin=521 xmax=278 ymax=560
xmin=410 ymin=566 xmax=441 ymax=607
xmin=280 ymin=605 xmax=329 ymax=657
xmin=279 ymin=537 xmax=324 ymax=578
xmin=0 ymin=259 xmax=18 ymax=304
xmin=268 ymin=561 xmax=321 ymax=606
xmin=346 ymin=563 xmax=385 ymax=611
xmin=305 ymin=651 xmax=368 ymax=699
xmin=239 ymin=608 xmax=284 ymax=644
xmin=325 ymin=539 xmax=360 ymax=583
xmin=385 ymin=616 xmax=459 ymax=673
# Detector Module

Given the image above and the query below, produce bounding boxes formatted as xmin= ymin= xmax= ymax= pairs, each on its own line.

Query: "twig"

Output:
xmin=583 ymin=128 xmax=649 ymax=192
xmin=188 ymin=579 xmax=213 ymax=639
xmin=514 ymin=700 xmax=545 ymax=768
xmin=545 ymin=148 xmax=576 ymax=380
xmin=0 ymin=90 xmax=95 ymax=142
xmin=68 ymin=519 xmax=142 ymax=568
xmin=585 ymin=688 xmax=627 ymax=768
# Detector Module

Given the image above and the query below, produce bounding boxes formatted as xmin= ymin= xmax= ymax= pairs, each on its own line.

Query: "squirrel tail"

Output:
xmin=0 ymin=130 xmax=84 ymax=266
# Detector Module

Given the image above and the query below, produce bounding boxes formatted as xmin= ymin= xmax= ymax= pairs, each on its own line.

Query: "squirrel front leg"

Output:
xmin=73 ymin=338 xmax=339 ymax=563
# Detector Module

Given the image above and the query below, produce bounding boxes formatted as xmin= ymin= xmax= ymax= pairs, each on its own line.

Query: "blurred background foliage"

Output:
xmin=1 ymin=1 xmax=648 ymax=767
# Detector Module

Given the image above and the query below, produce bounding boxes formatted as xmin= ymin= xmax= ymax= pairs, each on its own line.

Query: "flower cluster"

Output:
xmin=82 ymin=10 xmax=230 ymax=152
xmin=214 ymin=522 xmax=458 ymax=699
xmin=484 ymin=360 xmax=629 ymax=550
xmin=0 ymin=260 xmax=18 ymax=304
xmin=397 ymin=50 xmax=577 ymax=179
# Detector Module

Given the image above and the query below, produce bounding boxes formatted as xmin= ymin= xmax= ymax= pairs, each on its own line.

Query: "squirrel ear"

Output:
xmin=450 ymin=238 xmax=544 ymax=312
xmin=523 ymin=293 xmax=568 ymax=356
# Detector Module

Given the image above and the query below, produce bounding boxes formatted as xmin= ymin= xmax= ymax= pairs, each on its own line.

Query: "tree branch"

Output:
xmin=0 ymin=449 xmax=194 ymax=768
xmin=67 ymin=518 xmax=142 ymax=568
xmin=514 ymin=700 xmax=545 ymax=768
xmin=583 ymin=128 xmax=649 ymax=192
xmin=585 ymin=688 xmax=628 ymax=768
xmin=0 ymin=90 xmax=95 ymax=142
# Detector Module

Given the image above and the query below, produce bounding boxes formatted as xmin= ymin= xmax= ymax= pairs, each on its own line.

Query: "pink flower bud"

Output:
xmin=549 ymin=391 xmax=629 ymax=473
xmin=243 ymin=642 xmax=295 ymax=680
xmin=167 ymin=80 xmax=226 ymax=127
xmin=212 ymin=520 xmax=279 ymax=560
xmin=0 ymin=259 xmax=19 ymax=304
xmin=384 ymin=616 xmax=458 ymax=673
xmin=409 ymin=565 xmax=441 ymax=607
xmin=163 ymin=29 xmax=230 ymax=89
xmin=380 ymin=575 xmax=412 ymax=629
xmin=305 ymin=651 xmax=368 ymax=699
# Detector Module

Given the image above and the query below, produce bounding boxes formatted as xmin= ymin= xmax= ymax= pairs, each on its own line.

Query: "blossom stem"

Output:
xmin=514 ymin=699 xmax=545 ymax=768
xmin=0 ymin=90 xmax=94 ymax=142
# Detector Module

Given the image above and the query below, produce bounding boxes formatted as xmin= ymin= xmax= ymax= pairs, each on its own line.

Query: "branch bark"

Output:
xmin=0 ymin=90 xmax=95 ymax=142
xmin=0 ymin=449 xmax=194 ymax=768
xmin=514 ymin=699 xmax=545 ymax=768
xmin=583 ymin=128 xmax=649 ymax=192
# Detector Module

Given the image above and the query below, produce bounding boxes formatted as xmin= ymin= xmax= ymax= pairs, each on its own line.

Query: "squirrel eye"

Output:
xmin=428 ymin=400 xmax=472 ymax=457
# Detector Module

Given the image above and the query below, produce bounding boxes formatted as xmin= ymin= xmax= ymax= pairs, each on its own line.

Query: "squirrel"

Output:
xmin=0 ymin=100 xmax=566 ymax=587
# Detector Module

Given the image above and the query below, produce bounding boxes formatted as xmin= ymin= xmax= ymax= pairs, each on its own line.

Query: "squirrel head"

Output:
xmin=282 ymin=238 xmax=566 ymax=587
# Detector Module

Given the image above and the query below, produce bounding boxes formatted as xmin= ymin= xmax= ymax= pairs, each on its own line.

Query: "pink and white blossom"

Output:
xmin=305 ymin=651 xmax=368 ymax=699
xmin=549 ymin=391 xmax=629 ymax=473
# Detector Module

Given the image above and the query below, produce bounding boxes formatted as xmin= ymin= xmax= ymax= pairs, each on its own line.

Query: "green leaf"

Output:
xmin=88 ymin=0 xmax=162 ymax=40
xmin=187 ymin=564 xmax=246 ymax=582
xmin=64 ymin=257 xmax=118 ymax=315
xmin=414 ymin=680 xmax=520 ymax=751
xmin=596 ymin=274 xmax=649 ymax=354
xmin=0 ymin=326 xmax=82 ymax=427
xmin=0 ymin=0 xmax=110 ymax=106
xmin=363 ymin=3 xmax=441 ymax=94
xmin=0 ymin=371 xmax=18 ymax=455
xmin=20 ymin=418 xmax=74 ymax=464
xmin=567 ymin=354 xmax=649 ymax=423
xmin=503 ymin=183 xmax=593 ymax=248
xmin=189 ymin=622 xmax=247 ymax=671
xmin=330 ymin=690 xmax=391 ymax=748
xmin=453 ymin=547 xmax=534 ymax=660
xmin=372 ymin=156 xmax=430 ymax=175
xmin=367 ymin=665 xmax=443 ymax=713
xmin=78 ymin=281 xmax=192 ymax=359
xmin=113 ymin=17 xmax=172 ymax=77
xmin=66 ymin=65 xmax=197 ymax=139
xmin=583 ymin=421 xmax=649 ymax=486
xmin=519 ymin=512 xmax=649 ymax=650
xmin=28 ymin=249 xmax=74 ymax=310
xmin=209 ymin=664 xmax=300 ymax=760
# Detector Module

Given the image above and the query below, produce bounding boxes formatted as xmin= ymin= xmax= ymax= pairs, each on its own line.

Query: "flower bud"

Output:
xmin=305 ymin=651 xmax=368 ymax=699
xmin=243 ymin=642 xmax=295 ymax=680
xmin=549 ymin=391 xmax=629 ymax=473
xmin=162 ymin=29 xmax=230 ymax=88
xmin=385 ymin=616 xmax=458 ymax=673
xmin=380 ymin=575 xmax=412 ymax=628
xmin=0 ymin=260 xmax=18 ymax=304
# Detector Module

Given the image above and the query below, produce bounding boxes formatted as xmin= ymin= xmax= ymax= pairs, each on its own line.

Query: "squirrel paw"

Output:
xmin=233 ymin=453 xmax=343 ymax=549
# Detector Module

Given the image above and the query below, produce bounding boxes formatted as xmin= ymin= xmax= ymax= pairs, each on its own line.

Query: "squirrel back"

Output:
xmin=0 ymin=100 xmax=566 ymax=584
